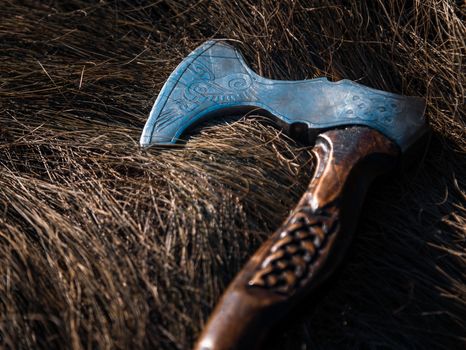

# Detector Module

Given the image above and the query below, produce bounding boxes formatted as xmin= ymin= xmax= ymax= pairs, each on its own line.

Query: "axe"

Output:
xmin=140 ymin=40 xmax=427 ymax=350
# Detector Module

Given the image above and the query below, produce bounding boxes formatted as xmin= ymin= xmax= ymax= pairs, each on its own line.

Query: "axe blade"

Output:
xmin=141 ymin=40 xmax=426 ymax=151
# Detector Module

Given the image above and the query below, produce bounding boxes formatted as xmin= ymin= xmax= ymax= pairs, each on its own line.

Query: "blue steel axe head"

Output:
xmin=140 ymin=40 xmax=427 ymax=151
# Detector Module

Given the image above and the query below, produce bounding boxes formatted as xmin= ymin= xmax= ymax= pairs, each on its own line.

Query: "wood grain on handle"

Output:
xmin=195 ymin=126 xmax=400 ymax=350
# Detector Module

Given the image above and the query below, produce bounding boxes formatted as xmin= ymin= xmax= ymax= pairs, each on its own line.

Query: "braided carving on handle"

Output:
xmin=248 ymin=202 xmax=339 ymax=295
xmin=195 ymin=126 xmax=399 ymax=350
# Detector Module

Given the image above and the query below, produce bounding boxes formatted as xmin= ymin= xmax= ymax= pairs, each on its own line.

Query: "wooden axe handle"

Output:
xmin=195 ymin=126 xmax=400 ymax=350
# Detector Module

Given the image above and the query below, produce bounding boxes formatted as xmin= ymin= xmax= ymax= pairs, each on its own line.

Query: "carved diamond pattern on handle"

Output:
xmin=248 ymin=203 xmax=339 ymax=295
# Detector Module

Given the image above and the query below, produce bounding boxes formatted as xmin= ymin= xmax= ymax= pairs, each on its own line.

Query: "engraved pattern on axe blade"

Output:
xmin=141 ymin=40 xmax=427 ymax=151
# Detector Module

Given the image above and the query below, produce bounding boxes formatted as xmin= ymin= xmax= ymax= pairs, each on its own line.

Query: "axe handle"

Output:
xmin=195 ymin=126 xmax=399 ymax=350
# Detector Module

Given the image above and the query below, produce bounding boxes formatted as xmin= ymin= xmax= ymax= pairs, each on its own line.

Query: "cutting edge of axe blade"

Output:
xmin=140 ymin=40 xmax=427 ymax=151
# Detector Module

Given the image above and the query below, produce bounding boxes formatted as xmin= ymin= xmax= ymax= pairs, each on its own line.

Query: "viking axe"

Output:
xmin=140 ymin=40 xmax=427 ymax=350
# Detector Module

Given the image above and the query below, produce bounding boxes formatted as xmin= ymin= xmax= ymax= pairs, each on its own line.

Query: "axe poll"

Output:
xmin=140 ymin=40 xmax=427 ymax=350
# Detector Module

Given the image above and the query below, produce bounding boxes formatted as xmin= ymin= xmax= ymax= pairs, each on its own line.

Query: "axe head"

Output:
xmin=141 ymin=40 xmax=427 ymax=151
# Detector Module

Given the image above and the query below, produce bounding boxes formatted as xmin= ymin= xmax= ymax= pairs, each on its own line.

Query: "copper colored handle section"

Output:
xmin=194 ymin=126 xmax=400 ymax=350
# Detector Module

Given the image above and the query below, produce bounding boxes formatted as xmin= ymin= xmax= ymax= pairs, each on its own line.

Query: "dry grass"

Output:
xmin=0 ymin=1 xmax=465 ymax=349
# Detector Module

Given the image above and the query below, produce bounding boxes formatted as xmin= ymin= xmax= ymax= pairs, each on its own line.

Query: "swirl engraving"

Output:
xmin=248 ymin=203 xmax=339 ymax=295
xmin=185 ymin=68 xmax=254 ymax=105
xmin=154 ymin=54 xmax=256 ymax=132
